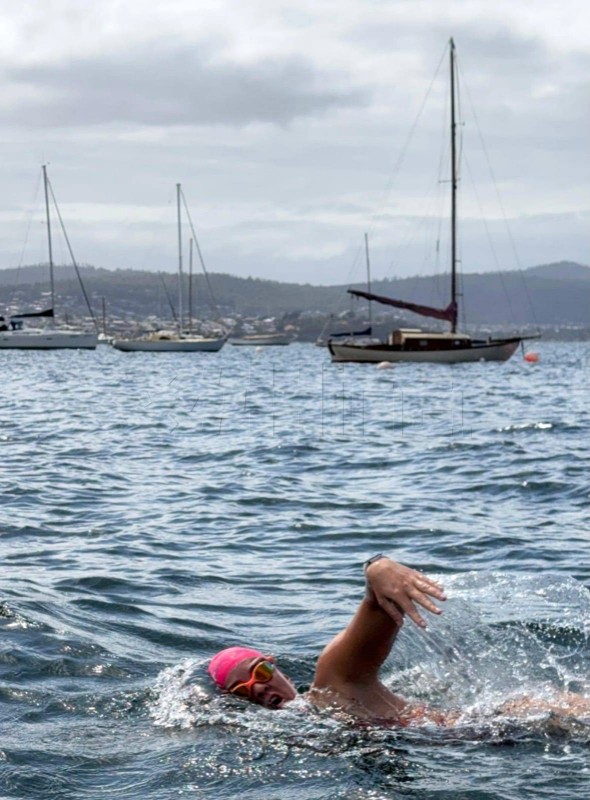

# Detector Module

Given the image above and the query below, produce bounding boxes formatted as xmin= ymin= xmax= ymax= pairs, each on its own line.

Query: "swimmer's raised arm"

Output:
xmin=312 ymin=557 xmax=446 ymax=691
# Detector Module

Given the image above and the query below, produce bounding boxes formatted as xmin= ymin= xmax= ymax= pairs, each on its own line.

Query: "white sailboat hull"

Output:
xmin=230 ymin=334 xmax=292 ymax=346
xmin=329 ymin=339 xmax=521 ymax=364
xmin=111 ymin=336 xmax=226 ymax=352
xmin=0 ymin=330 xmax=98 ymax=349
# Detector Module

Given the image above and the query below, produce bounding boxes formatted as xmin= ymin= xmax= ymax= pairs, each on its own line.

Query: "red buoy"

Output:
xmin=524 ymin=352 xmax=539 ymax=363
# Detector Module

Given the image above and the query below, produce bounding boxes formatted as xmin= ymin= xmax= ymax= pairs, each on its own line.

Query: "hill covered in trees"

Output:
xmin=0 ymin=260 xmax=588 ymax=335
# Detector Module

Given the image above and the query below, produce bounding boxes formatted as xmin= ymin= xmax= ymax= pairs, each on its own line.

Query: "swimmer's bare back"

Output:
xmin=308 ymin=684 xmax=590 ymax=729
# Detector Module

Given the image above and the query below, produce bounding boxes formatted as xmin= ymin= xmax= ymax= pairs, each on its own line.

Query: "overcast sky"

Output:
xmin=1 ymin=0 xmax=588 ymax=285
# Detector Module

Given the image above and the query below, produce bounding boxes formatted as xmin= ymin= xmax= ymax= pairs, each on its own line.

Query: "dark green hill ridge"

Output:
xmin=0 ymin=260 xmax=588 ymax=327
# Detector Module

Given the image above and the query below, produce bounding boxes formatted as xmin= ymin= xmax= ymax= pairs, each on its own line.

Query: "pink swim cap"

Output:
xmin=208 ymin=646 xmax=264 ymax=688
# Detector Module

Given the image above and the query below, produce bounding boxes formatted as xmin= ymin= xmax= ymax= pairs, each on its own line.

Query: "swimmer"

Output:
xmin=208 ymin=555 xmax=590 ymax=725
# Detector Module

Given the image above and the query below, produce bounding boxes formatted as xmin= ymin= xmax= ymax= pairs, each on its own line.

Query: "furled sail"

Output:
xmin=330 ymin=326 xmax=372 ymax=338
xmin=11 ymin=308 xmax=54 ymax=319
xmin=348 ymin=289 xmax=457 ymax=328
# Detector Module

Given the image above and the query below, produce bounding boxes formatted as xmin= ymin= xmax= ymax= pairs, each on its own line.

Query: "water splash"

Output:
xmin=152 ymin=573 xmax=590 ymax=746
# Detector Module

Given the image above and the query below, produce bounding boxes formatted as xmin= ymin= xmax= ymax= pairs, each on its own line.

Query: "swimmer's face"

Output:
xmin=225 ymin=656 xmax=297 ymax=709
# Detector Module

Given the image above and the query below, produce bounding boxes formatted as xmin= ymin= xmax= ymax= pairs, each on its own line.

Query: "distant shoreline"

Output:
xmin=1 ymin=260 xmax=588 ymax=332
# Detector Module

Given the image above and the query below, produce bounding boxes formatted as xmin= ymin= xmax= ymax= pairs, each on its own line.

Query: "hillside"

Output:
xmin=0 ymin=260 xmax=588 ymax=331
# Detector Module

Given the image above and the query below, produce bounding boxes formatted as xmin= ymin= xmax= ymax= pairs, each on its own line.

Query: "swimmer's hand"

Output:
xmin=365 ymin=557 xmax=446 ymax=629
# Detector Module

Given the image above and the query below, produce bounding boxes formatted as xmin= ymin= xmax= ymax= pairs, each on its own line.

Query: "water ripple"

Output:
xmin=0 ymin=342 xmax=589 ymax=798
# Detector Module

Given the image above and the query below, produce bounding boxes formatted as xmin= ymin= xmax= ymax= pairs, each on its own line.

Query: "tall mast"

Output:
xmin=42 ymin=165 xmax=55 ymax=317
xmin=188 ymin=237 xmax=193 ymax=336
xmin=364 ymin=232 xmax=372 ymax=325
xmin=176 ymin=183 xmax=183 ymax=335
xmin=449 ymin=37 xmax=457 ymax=332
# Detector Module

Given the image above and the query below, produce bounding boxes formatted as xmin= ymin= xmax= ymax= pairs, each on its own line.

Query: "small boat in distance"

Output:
xmin=317 ymin=233 xmax=381 ymax=348
xmin=315 ymin=324 xmax=374 ymax=348
xmin=113 ymin=330 xmax=226 ymax=352
xmin=229 ymin=333 xmax=292 ymax=346
xmin=329 ymin=39 xmax=538 ymax=365
xmin=0 ymin=166 xmax=98 ymax=350
xmin=112 ymin=184 xmax=226 ymax=353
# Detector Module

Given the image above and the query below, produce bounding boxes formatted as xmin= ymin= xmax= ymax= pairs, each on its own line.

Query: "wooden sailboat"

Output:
xmin=112 ymin=184 xmax=226 ymax=353
xmin=0 ymin=166 xmax=98 ymax=349
xmin=329 ymin=39 xmax=536 ymax=365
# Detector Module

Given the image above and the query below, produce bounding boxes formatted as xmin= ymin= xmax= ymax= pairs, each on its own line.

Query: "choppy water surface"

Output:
xmin=1 ymin=342 xmax=589 ymax=799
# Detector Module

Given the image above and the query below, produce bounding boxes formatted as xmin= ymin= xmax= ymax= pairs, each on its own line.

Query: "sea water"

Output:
xmin=1 ymin=342 xmax=589 ymax=799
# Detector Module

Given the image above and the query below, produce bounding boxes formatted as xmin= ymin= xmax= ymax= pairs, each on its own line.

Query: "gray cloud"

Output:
xmin=351 ymin=16 xmax=586 ymax=109
xmin=348 ymin=18 xmax=590 ymax=190
xmin=0 ymin=3 xmax=587 ymax=285
xmin=4 ymin=44 xmax=368 ymax=128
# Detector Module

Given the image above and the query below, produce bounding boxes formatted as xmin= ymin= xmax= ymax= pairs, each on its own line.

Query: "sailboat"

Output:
xmin=111 ymin=184 xmax=226 ymax=353
xmin=230 ymin=333 xmax=293 ymax=346
xmin=316 ymin=233 xmax=381 ymax=347
xmin=0 ymin=166 xmax=98 ymax=350
xmin=328 ymin=39 xmax=536 ymax=365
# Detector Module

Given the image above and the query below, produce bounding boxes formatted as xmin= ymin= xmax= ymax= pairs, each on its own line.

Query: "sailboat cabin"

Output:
xmin=388 ymin=329 xmax=472 ymax=350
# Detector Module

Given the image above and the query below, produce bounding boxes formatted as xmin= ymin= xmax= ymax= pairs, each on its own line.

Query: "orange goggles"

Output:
xmin=228 ymin=658 xmax=275 ymax=699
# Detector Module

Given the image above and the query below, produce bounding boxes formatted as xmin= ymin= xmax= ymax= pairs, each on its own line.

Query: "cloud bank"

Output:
xmin=0 ymin=0 xmax=587 ymax=285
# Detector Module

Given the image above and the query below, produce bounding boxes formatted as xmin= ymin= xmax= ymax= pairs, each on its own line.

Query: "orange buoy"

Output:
xmin=524 ymin=352 xmax=539 ymax=363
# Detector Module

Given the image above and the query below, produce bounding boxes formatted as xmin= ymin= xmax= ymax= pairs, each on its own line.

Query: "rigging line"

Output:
xmin=454 ymin=50 xmax=467 ymax=329
xmin=343 ymin=240 xmax=365 ymax=288
xmin=386 ymin=172 xmax=444 ymax=286
xmin=462 ymin=152 xmax=517 ymax=326
xmin=389 ymin=120 xmax=449 ymax=273
xmin=333 ymin=44 xmax=451 ymax=327
xmin=457 ymin=61 xmax=539 ymax=329
xmin=422 ymin=102 xmax=450 ymax=309
xmin=368 ymin=43 xmax=449 ymax=238
xmin=430 ymin=78 xmax=451 ymax=306
xmin=318 ymin=241 xmax=363 ymax=325
xmin=342 ymin=42 xmax=451 ymax=302
xmin=385 ymin=45 xmax=451 ymax=282
xmin=326 ymin=44 xmax=451 ymax=325
xmin=159 ymin=272 xmax=178 ymax=323
xmin=457 ymin=237 xmax=468 ymax=331
xmin=179 ymin=189 xmax=221 ymax=321
xmin=422 ymin=95 xmax=448 ymax=280
xmin=17 ymin=170 xmax=43 ymax=280
xmin=47 ymin=178 xmax=98 ymax=331
xmin=455 ymin=49 xmax=464 ymax=193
